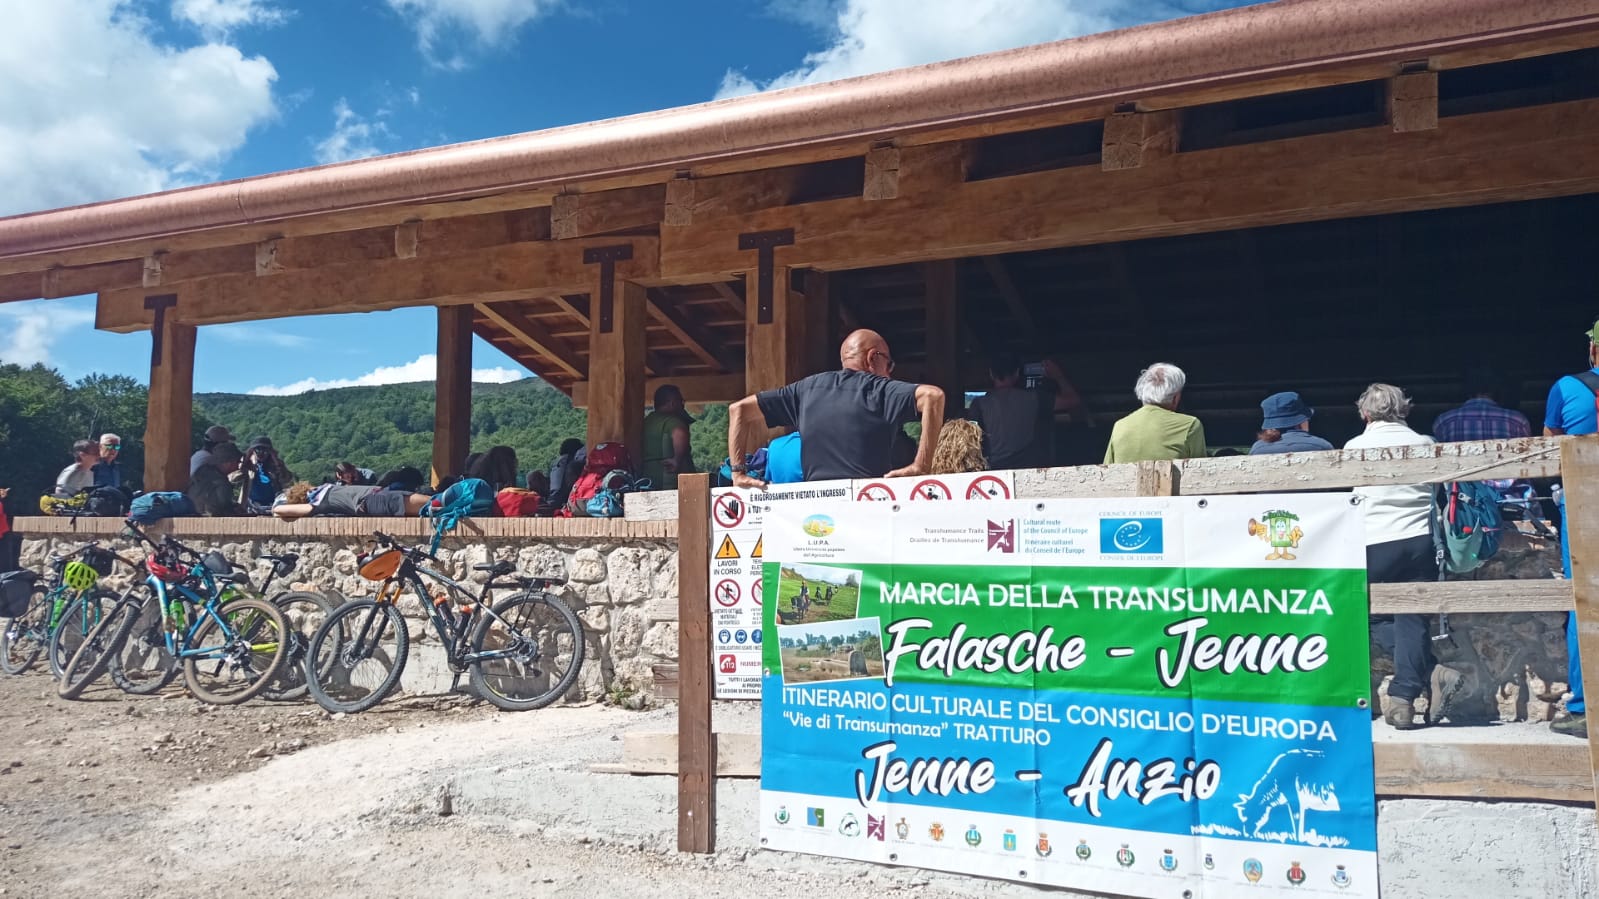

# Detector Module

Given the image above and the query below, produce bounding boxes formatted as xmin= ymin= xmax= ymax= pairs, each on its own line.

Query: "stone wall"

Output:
xmin=16 ymin=516 xmax=679 ymax=704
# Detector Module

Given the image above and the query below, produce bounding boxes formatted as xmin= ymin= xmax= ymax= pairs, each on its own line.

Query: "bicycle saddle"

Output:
xmin=473 ymin=560 xmax=516 ymax=576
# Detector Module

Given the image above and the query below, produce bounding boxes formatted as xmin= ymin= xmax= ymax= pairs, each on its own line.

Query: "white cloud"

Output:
xmin=0 ymin=304 xmax=97 ymax=367
xmin=209 ymin=322 xmax=312 ymax=349
xmin=715 ymin=0 xmax=1130 ymax=97
xmin=170 ymin=0 xmax=288 ymax=38
xmin=248 ymin=354 xmax=523 ymax=395
xmin=386 ymin=0 xmax=560 ymax=68
xmin=0 ymin=0 xmax=278 ymax=217
xmin=313 ymin=99 xmax=391 ymax=165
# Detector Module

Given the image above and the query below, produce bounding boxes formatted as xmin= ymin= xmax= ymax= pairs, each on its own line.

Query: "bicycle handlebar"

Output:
xmin=371 ymin=531 xmax=438 ymax=563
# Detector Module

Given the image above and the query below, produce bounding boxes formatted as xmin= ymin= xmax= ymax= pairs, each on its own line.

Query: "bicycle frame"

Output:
xmin=142 ymin=568 xmax=272 ymax=662
xmin=379 ymin=560 xmax=541 ymax=671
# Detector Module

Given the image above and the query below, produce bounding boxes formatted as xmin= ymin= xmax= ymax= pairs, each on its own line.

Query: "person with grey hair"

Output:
xmin=1345 ymin=383 xmax=1459 ymax=729
xmin=1103 ymin=362 xmax=1206 ymax=464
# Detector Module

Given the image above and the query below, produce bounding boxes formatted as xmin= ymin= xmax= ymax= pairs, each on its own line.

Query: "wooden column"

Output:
xmin=923 ymin=260 xmax=961 ymax=412
xmin=675 ymin=472 xmax=715 ymax=852
xmin=143 ymin=297 xmax=195 ymax=492
xmin=745 ymin=265 xmax=800 ymax=394
xmin=802 ymin=270 xmax=832 ymax=376
xmin=586 ymin=279 xmax=646 ymax=451
xmin=1557 ymin=437 xmax=1599 ymax=807
xmin=431 ymin=305 xmax=473 ymax=486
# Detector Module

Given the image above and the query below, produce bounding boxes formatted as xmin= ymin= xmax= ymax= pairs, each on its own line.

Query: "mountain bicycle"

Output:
xmin=108 ymin=549 xmax=334 ymax=701
xmin=305 ymin=531 xmax=584 ymax=714
xmin=59 ymin=523 xmax=288 ymax=705
xmin=0 ymin=542 xmax=129 ymax=677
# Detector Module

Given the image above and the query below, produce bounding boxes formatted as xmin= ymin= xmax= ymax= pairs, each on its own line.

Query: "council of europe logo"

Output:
xmin=1099 ymin=517 xmax=1163 ymax=554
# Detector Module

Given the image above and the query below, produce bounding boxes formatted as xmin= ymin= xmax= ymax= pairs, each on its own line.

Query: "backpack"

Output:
xmin=585 ymin=443 xmax=633 ymax=475
xmin=421 ymin=477 xmax=496 ymax=554
xmin=128 ymin=491 xmax=195 ymax=524
xmin=1437 ymin=480 xmax=1504 ymax=574
xmin=0 ymin=570 xmax=38 ymax=618
xmin=86 ymin=487 xmax=129 ymax=518
xmin=495 ymin=487 xmax=542 ymax=518
xmin=565 ymin=470 xmax=646 ymax=518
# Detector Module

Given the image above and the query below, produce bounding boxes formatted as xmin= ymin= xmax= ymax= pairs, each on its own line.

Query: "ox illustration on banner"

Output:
xmin=757 ymin=494 xmax=1377 ymax=899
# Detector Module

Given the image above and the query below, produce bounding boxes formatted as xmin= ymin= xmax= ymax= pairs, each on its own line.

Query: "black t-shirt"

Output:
xmin=757 ymin=370 xmax=920 ymax=480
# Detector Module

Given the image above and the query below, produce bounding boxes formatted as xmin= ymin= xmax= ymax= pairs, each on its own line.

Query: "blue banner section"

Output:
xmin=762 ymin=674 xmax=1376 ymax=853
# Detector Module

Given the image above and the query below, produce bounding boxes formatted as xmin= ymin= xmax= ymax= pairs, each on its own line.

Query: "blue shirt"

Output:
xmin=766 ymin=433 xmax=803 ymax=484
xmin=1248 ymin=429 xmax=1334 ymax=456
xmin=1544 ymin=368 xmax=1599 ymax=436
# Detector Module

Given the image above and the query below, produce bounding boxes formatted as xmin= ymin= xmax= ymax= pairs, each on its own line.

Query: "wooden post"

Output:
xmin=676 ymin=472 xmax=715 ymax=852
xmin=1557 ymin=437 xmax=1599 ymax=808
xmin=586 ymin=279 xmax=646 ymax=451
xmin=1134 ymin=460 xmax=1180 ymax=497
xmin=745 ymin=265 xmax=798 ymax=394
xmin=923 ymin=260 xmax=961 ymax=413
xmin=143 ymin=300 xmax=195 ymax=492
xmin=431 ymin=305 xmax=473 ymax=486
xmin=803 ymin=270 xmax=832 ymax=376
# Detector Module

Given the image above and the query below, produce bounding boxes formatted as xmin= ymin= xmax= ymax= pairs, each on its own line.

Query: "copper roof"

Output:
xmin=2 ymin=0 xmax=1596 ymax=262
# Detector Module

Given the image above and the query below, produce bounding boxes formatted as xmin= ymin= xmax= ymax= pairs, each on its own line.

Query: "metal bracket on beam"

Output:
xmin=144 ymin=294 xmax=177 ymax=366
xmin=737 ymin=229 xmax=795 ymax=325
xmin=583 ymin=244 xmax=634 ymax=334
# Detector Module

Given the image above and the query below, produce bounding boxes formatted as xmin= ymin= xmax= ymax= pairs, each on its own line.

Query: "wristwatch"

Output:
xmin=730 ymin=463 xmax=748 ymax=473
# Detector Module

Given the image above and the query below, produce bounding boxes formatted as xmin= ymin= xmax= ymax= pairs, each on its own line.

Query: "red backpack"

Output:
xmin=555 ymin=443 xmax=635 ymax=518
xmin=495 ymin=488 xmax=542 ymax=518
xmin=585 ymin=442 xmax=632 ymax=473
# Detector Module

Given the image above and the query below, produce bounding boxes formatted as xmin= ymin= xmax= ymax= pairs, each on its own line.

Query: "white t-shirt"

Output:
xmin=55 ymin=463 xmax=93 ymax=497
xmin=1345 ymin=421 xmax=1435 ymax=545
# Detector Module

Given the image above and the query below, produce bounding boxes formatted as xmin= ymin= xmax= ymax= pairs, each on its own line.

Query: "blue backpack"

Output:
xmin=420 ymin=478 xmax=496 ymax=554
xmin=1439 ymin=481 xmax=1504 ymax=574
xmin=128 ymin=491 xmax=195 ymax=524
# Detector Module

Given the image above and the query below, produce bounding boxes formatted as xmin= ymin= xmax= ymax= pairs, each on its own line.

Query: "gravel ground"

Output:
xmin=0 ymin=672 xmax=1064 ymax=899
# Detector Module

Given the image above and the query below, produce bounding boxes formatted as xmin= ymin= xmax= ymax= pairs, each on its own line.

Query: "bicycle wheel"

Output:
xmin=58 ymin=599 xmax=138 ymax=700
xmin=48 ymin=590 xmax=117 ymax=680
xmin=468 ymin=592 xmax=585 ymax=712
xmin=183 ymin=597 xmax=287 ymax=705
xmin=1 ymin=586 xmax=49 ymax=675
xmin=306 ymin=600 xmax=408 ymax=714
xmin=107 ymin=587 xmax=179 ymax=695
xmin=258 ymin=591 xmax=336 ymax=702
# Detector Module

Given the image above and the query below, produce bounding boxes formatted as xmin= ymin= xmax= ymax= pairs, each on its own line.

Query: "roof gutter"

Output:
xmin=2 ymin=0 xmax=1597 ymax=260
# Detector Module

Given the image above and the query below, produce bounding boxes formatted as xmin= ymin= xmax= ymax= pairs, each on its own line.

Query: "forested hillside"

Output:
xmin=2 ymin=365 xmax=732 ymax=512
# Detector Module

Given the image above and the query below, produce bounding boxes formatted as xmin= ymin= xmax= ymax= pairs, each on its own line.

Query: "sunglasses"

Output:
xmin=101 ymin=444 xmax=121 ymax=450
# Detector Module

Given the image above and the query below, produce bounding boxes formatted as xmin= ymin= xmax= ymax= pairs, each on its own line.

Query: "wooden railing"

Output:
xmin=673 ymin=436 xmax=1599 ymax=852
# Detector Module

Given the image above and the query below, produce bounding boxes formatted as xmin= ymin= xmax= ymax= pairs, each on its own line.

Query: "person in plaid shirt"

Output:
xmin=1432 ymin=367 xmax=1531 ymax=442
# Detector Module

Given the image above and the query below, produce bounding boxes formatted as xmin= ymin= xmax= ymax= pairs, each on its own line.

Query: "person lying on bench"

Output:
xmin=271 ymin=482 xmax=430 ymax=520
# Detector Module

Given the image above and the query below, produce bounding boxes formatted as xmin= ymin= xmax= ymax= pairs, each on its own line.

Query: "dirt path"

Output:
xmin=0 ymin=672 xmax=1049 ymax=898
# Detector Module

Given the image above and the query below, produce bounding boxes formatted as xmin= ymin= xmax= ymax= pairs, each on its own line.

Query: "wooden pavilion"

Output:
xmin=1 ymin=0 xmax=1598 ymax=488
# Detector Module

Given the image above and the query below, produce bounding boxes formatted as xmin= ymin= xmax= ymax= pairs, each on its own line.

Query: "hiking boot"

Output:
xmin=1551 ymin=712 xmax=1588 ymax=739
xmin=1384 ymin=699 xmax=1421 ymax=730
xmin=1427 ymin=663 xmax=1485 ymax=725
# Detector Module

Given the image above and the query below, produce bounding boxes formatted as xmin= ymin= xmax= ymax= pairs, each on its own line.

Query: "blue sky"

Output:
xmin=0 ymin=0 xmax=1250 ymax=394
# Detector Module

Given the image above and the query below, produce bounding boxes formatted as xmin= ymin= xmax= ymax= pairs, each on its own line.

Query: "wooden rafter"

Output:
xmin=645 ymin=288 xmax=736 ymax=372
xmin=711 ymin=280 xmax=745 ymax=317
xmin=475 ymin=301 xmax=585 ymax=378
xmin=980 ymin=255 xmax=1036 ymax=332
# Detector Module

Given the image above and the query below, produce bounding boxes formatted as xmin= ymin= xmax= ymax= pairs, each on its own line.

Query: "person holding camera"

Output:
xmin=238 ymin=436 xmax=295 ymax=514
xmin=968 ymin=353 xmax=1080 ymax=470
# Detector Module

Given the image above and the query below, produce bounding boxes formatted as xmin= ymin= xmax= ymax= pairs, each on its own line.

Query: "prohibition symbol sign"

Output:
xmin=910 ymin=478 xmax=953 ymax=500
xmin=714 ymin=579 xmax=740 ymax=607
xmin=752 ymin=578 xmax=762 ymax=605
xmin=966 ymin=475 xmax=1011 ymax=500
xmin=713 ymin=494 xmax=745 ymax=529
xmin=856 ymin=482 xmax=895 ymax=502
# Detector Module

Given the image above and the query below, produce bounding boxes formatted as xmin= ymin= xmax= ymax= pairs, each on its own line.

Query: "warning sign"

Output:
xmin=715 ymin=535 xmax=740 ymax=560
xmin=910 ymin=478 xmax=953 ymax=500
xmin=714 ymin=579 xmax=740 ymax=607
xmin=966 ymin=474 xmax=1012 ymax=500
xmin=855 ymin=482 xmax=895 ymax=502
xmin=752 ymin=578 xmax=762 ymax=605
xmin=712 ymin=493 xmax=745 ymax=529
xmin=752 ymin=536 xmax=763 ymax=558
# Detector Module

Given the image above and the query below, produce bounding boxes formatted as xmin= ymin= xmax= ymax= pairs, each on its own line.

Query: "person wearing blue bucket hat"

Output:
xmin=1249 ymin=392 xmax=1332 ymax=455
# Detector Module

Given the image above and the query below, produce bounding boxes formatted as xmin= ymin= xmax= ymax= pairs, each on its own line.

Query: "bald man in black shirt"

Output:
xmin=727 ymin=329 xmax=945 ymax=487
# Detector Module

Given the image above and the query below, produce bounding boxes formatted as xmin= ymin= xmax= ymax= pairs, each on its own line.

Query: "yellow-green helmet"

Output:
xmin=62 ymin=560 xmax=99 ymax=591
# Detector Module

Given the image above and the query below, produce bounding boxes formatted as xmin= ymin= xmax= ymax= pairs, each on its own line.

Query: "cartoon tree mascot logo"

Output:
xmin=1248 ymin=510 xmax=1303 ymax=561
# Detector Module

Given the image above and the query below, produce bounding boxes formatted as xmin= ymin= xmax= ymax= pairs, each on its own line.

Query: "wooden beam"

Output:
xmin=143 ymin=310 xmax=195 ymax=492
xmin=802 ymin=270 xmax=832 ymax=375
xmin=863 ymin=146 xmax=900 ymax=200
xmin=585 ymin=279 xmax=646 ymax=451
xmin=1558 ymin=436 xmax=1599 ymax=808
xmin=645 ymin=289 xmax=736 ymax=372
xmin=96 ymin=236 xmax=657 ymax=332
xmin=1374 ymin=740 xmax=1594 ymax=804
xmin=549 ymin=293 xmax=591 ymax=327
xmin=432 ymin=306 xmax=473 ymax=485
xmin=475 ymin=302 xmax=584 ymax=378
xmin=551 ymin=185 xmax=666 ymax=240
xmin=660 ymin=98 xmax=1599 ymax=279
xmin=1389 ymin=70 xmax=1440 ymax=133
xmin=675 ymin=473 xmax=714 ymax=853
xmin=710 ymin=280 xmax=745 ymax=318
xmin=664 ymin=178 xmax=694 ymax=227
xmin=1134 ymin=459 xmax=1179 ymax=497
xmin=394 ymin=221 xmax=419 ymax=259
xmin=745 ymin=264 xmax=799 ymax=395
xmin=1369 ymin=579 xmax=1572 ymax=615
xmin=923 ymin=260 xmax=960 ymax=409
xmin=570 ymin=373 xmax=745 ymax=409
xmin=1101 ymin=109 xmax=1179 ymax=171
xmin=980 ymin=255 xmax=1036 ymax=332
